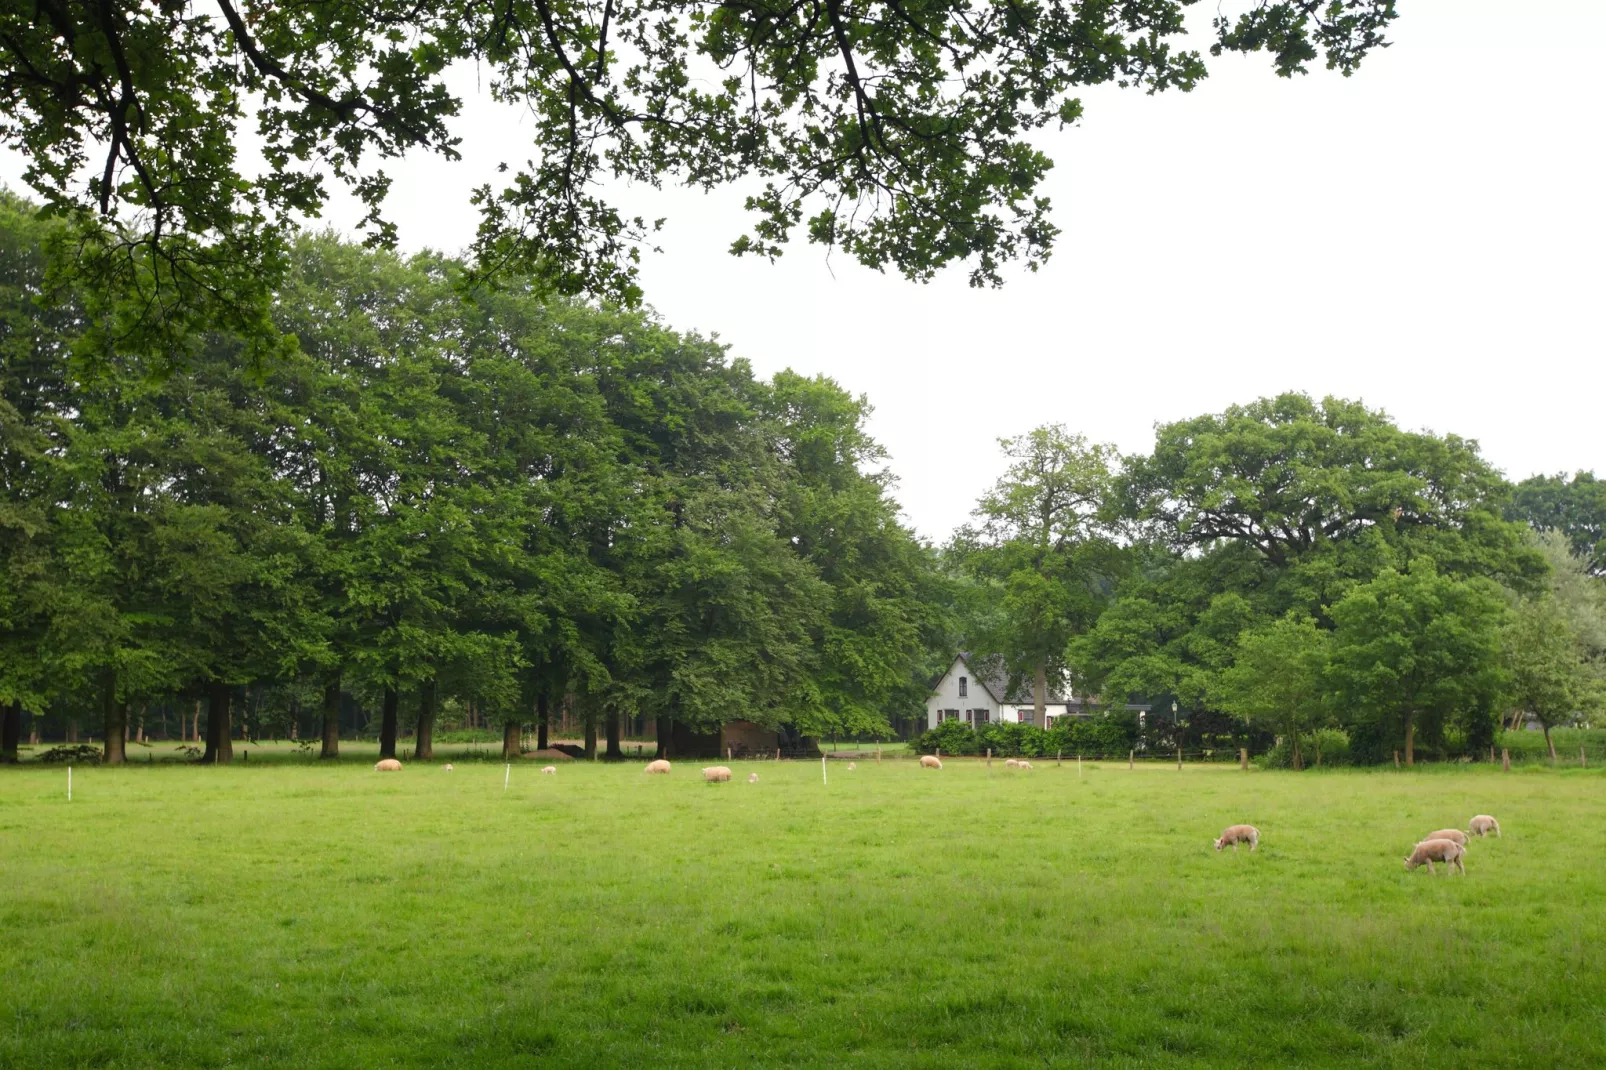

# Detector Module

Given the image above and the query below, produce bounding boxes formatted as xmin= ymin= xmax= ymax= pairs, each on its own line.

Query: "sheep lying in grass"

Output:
xmin=1405 ymin=838 xmax=1466 ymax=875
xmin=540 ymin=765 xmax=557 ymax=775
xmin=702 ymin=765 xmax=732 ymax=782
xmin=1469 ymin=815 xmax=1501 ymax=838
xmin=748 ymin=772 xmax=759 ymax=783
xmin=1424 ymin=828 xmax=1467 ymax=846
xmin=920 ymin=755 xmax=943 ymax=770
xmin=1214 ymin=824 xmax=1259 ymax=852
xmin=374 ymin=758 xmax=402 ymax=772
xmin=644 ymin=759 xmax=671 ymax=774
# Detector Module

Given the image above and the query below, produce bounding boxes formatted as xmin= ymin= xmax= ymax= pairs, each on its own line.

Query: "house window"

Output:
xmin=1019 ymin=709 xmax=1034 ymax=725
xmin=958 ymin=676 xmax=967 ymax=697
xmin=974 ymin=708 xmax=989 ymax=724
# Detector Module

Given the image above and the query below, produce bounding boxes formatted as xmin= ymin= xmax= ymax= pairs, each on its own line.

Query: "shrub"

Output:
xmin=36 ymin=744 xmax=101 ymax=764
xmin=1258 ymin=728 xmax=1350 ymax=769
xmin=913 ymin=715 xmax=1137 ymax=758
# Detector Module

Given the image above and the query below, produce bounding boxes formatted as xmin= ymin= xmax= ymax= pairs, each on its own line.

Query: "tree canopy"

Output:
xmin=1 ymin=0 xmax=1396 ymax=359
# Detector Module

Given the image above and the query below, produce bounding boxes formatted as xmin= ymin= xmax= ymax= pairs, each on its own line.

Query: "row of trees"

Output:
xmin=0 ymin=192 xmax=947 ymax=763
xmin=946 ymin=402 xmax=1606 ymax=765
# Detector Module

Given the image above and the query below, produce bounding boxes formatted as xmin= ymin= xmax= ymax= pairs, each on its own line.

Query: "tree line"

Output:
xmin=0 ymin=192 xmax=947 ymax=763
xmin=941 ymin=407 xmax=1606 ymax=765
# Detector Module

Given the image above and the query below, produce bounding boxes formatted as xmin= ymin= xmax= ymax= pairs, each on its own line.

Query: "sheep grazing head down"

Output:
xmin=919 ymin=755 xmax=942 ymax=769
xmin=702 ymin=765 xmax=732 ymax=783
xmin=644 ymin=759 xmax=671 ymax=774
xmin=540 ymin=765 xmax=557 ymax=774
xmin=374 ymin=758 xmax=402 ymax=772
xmin=748 ymin=772 xmax=759 ymax=783
xmin=443 ymin=763 xmax=454 ymax=771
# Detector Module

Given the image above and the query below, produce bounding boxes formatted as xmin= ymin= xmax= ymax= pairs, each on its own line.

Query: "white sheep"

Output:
xmin=374 ymin=758 xmax=402 ymax=772
xmin=748 ymin=772 xmax=759 ymax=783
xmin=702 ymin=765 xmax=732 ymax=782
xmin=443 ymin=763 xmax=454 ymax=771
xmin=1405 ymin=838 xmax=1466 ymax=875
xmin=540 ymin=765 xmax=557 ymax=775
xmin=644 ymin=759 xmax=671 ymax=774
xmin=1017 ymin=760 xmax=1032 ymax=770
xmin=1004 ymin=758 xmax=1020 ymax=769
xmin=1214 ymin=824 xmax=1259 ymax=852
xmin=847 ymin=762 xmax=856 ymax=770
xmin=1468 ymin=815 xmax=1501 ymax=838
xmin=919 ymin=755 xmax=943 ymax=770
xmin=1423 ymin=828 xmax=1467 ymax=846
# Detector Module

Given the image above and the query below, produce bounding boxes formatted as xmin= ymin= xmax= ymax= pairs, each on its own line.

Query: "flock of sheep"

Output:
xmin=1210 ymin=815 xmax=1503 ymax=874
xmin=377 ymin=755 xmax=1505 ymax=873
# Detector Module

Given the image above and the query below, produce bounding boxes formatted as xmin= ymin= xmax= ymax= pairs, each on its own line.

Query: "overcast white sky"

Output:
xmin=5 ymin=2 xmax=1602 ymax=542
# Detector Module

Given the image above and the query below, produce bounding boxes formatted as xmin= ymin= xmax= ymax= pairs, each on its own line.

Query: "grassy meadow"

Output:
xmin=2 ymin=754 xmax=1604 ymax=1068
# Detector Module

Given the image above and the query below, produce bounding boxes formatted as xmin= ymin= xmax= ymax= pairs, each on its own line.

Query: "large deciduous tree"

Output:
xmin=1326 ymin=561 xmax=1506 ymax=766
xmin=0 ymin=0 xmax=1396 ymax=360
xmin=1509 ymin=472 xmax=1606 ymax=578
xmin=954 ymin=426 xmax=1122 ymax=722
xmin=1213 ymin=614 xmax=1329 ymax=769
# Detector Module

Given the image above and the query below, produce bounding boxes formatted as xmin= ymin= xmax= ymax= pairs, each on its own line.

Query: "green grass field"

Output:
xmin=3 ymin=756 xmax=1604 ymax=1068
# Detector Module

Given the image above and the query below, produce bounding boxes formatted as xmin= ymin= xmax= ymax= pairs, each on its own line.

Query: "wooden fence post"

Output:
xmin=1176 ymin=746 xmax=1182 ymax=771
xmin=986 ymin=748 xmax=991 ymax=767
xmin=876 ymin=741 xmax=881 ymax=762
xmin=1393 ymin=750 xmax=1401 ymax=769
xmin=1128 ymin=749 xmax=1134 ymax=770
xmin=1581 ymin=744 xmax=1587 ymax=769
xmin=1239 ymin=747 xmax=1247 ymax=771
xmin=775 ymin=747 xmax=780 ymax=761
xmin=1501 ymin=747 xmax=1510 ymax=772
xmin=1489 ymin=745 xmax=1496 ymax=763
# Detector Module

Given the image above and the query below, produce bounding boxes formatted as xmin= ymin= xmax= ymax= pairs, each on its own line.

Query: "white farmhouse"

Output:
xmin=924 ymin=652 xmax=1090 ymax=730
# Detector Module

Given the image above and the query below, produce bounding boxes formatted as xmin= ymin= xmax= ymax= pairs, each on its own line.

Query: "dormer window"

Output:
xmin=958 ymin=676 xmax=967 ymax=697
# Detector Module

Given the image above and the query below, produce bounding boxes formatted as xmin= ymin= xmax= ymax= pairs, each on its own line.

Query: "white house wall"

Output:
xmin=925 ymin=657 xmax=999 ymax=729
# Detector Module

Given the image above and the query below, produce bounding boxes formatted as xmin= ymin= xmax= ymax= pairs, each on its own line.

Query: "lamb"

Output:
xmin=748 ymin=772 xmax=759 ymax=783
xmin=702 ymin=765 xmax=732 ymax=782
xmin=374 ymin=758 xmax=402 ymax=772
xmin=920 ymin=755 xmax=943 ymax=769
xmin=540 ymin=765 xmax=557 ymax=775
xmin=644 ymin=759 xmax=671 ymax=774
xmin=1213 ymin=824 xmax=1259 ymax=852
xmin=1423 ymin=828 xmax=1468 ymax=846
xmin=1468 ymin=815 xmax=1501 ymax=838
xmin=1405 ymin=838 xmax=1466 ymax=875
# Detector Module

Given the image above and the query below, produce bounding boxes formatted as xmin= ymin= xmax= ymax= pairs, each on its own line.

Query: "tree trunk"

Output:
xmin=605 ymin=709 xmax=622 ymax=760
xmin=379 ymin=685 xmax=399 ymax=760
xmin=201 ymin=681 xmax=233 ymax=764
xmin=68 ymin=718 xmax=79 ymax=743
xmin=1544 ymin=723 xmax=1556 ymax=763
xmin=1404 ymin=715 xmax=1415 ymax=767
xmin=537 ymin=693 xmax=549 ymax=751
xmin=1 ymin=699 xmax=20 ymax=761
xmin=1033 ymin=662 xmax=1048 ymax=724
xmin=414 ymin=679 xmax=437 ymax=760
xmin=102 ymin=668 xmax=127 ymax=766
xmin=502 ymin=719 xmax=521 ymax=759
xmin=190 ymin=700 xmax=200 ymax=743
xmin=320 ymin=674 xmax=341 ymax=758
xmin=1289 ymin=726 xmax=1303 ymax=771
xmin=583 ymin=708 xmax=597 ymax=760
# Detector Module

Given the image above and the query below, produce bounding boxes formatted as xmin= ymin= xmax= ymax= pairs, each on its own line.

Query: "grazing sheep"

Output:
xmin=1405 ymin=838 xmax=1466 ymax=875
xmin=644 ymin=759 xmax=671 ymax=774
xmin=1017 ymin=760 xmax=1032 ymax=770
xmin=847 ymin=762 xmax=856 ymax=771
xmin=1469 ymin=815 xmax=1501 ymax=838
xmin=443 ymin=763 xmax=454 ymax=771
xmin=702 ymin=765 xmax=732 ymax=782
xmin=1004 ymin=758 xmax=1020 ymax=769
xmin=540 ymin=765 xmax=557 ymax=775
xmin=374 ymin=758 xmax=402 ymax=772
xmin=920 ymin=755 xmax=943 ymax=770
xmin=1214 ymin=824 xmax=1259 ymax=852
xmin=1423 ymin=828 xmax=1468 ymax=846
xmin=748 ymin=772 xmax=759 ymax=783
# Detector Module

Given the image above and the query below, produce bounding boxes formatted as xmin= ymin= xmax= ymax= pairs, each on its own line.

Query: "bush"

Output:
xmin=36 ymin=743 xmax=101 ymax=764
xmin=913 ymin=715 xmax=1138 ymax=759
xmin=1258 ymin=728 xmax=1350 ymax=769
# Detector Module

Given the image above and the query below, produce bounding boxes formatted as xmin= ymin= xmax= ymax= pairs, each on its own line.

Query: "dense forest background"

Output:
xmin=2 ymin=190 xmax=1603 ymax=766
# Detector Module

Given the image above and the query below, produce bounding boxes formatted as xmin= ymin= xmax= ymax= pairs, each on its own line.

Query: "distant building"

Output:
xmin=925 ymin=652 xmax=1094 ymax=730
